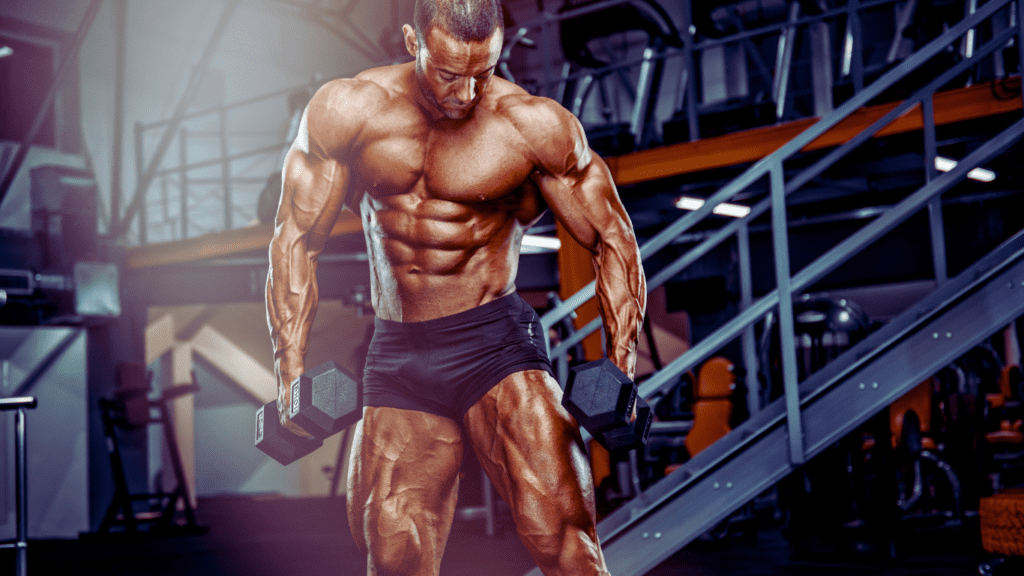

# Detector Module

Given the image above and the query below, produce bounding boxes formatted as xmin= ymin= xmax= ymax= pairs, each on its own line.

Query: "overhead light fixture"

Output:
xmin=522 ymin=234 xmax=561 ymax=251
xmin=0 ymin=46 xmax=13 ymax=58
xmin=934 ymin=155 xmax=996 ymax=182
xmin=675 ymin=196 xmax=751 ymax=218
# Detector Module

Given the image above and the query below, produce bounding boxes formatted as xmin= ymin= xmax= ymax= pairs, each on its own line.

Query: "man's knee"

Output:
xmin=365 ymin=495 xmax=440 ymax=576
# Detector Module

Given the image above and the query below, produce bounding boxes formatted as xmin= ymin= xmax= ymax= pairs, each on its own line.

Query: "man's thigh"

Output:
xmin=346 ymin=406 xmax=464 ymax=556
xmin=463 ymin=370 xmax=600 ymax=549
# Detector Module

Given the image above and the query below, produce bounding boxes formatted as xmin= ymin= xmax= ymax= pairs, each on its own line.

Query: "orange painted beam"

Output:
xmin=608 ymin=77 xmax=1023 ymax=186
xmin=555 ymin=222 xmax=603 ymax=362
xmin=125 ymin=212 xmax=363 ymax=269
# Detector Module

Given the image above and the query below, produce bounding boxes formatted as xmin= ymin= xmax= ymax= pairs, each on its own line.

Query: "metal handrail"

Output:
xmin=542 ymin=0 xmax=1021 ymax=415
xmin=0 ymin=396 xmax=38 ymax=576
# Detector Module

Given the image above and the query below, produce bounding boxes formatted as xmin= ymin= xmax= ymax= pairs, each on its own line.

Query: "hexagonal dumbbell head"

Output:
xmin=289 ymin=361 xmax=362 ymax=440
xmin=563 ymin=359 xmax=636 ymax=434
xmin=599 ymin=395 xmax=652 ymax=452
xmin=255 ymin=401 xmax=323 ymax=466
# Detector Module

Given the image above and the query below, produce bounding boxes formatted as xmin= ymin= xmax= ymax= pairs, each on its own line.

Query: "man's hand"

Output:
xmin=277 ymin=377 xmax=314 ymax=439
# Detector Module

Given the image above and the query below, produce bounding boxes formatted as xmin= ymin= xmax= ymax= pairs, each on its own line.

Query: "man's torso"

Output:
xmin=338 ymin=64 xmax=547 ymax=322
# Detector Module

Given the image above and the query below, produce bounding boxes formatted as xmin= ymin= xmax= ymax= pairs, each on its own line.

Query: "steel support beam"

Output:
xmin=0 ymin=0 xmax=103 ymax=207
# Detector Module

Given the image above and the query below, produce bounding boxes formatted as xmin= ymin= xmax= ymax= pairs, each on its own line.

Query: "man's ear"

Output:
xmin=402 ymin=24 xmax=418 ymax=58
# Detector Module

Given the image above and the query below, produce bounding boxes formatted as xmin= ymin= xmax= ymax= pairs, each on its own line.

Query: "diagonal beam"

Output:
xmin=114 ymin=0 xmax=241 ymax=239
xmin=0 ymin=0 xmax=103 ymax=207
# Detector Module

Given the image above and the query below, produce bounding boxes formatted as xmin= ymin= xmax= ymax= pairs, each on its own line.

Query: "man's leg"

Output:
xmin=464 ymin=370 xmax=611 ymax=576
xmin=347 ymin=406 xmax=464 ymax=576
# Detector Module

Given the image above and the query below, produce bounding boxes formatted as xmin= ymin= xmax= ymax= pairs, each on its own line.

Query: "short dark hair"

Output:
xmin=414 ymin=0 xmax=503 ymax=43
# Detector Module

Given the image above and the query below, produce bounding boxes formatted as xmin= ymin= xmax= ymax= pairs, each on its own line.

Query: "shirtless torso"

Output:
xmin=267 ymin=15 xmax=645 ymax=576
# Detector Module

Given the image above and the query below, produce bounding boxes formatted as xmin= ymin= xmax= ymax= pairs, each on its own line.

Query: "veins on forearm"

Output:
xmin=594 ymin=234 xmax=646 ymax=378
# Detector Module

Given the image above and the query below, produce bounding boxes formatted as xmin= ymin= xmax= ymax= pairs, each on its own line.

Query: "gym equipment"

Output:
xmin=562 ymin=359 xmax=652 ymax=452
xmin=98 ymin=363 xmax=206 ymax=535
xmin=979 ymin=490 xmax=1024 ymax=573
xmin=685 ymin=357 xmax=737 ymax=457
xmin=255 ymin=361 xmax=361 ymax=466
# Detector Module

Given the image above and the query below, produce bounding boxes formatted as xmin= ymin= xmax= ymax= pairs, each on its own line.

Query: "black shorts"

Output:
xmin=362 ymin=293 xmax=554 ymax=421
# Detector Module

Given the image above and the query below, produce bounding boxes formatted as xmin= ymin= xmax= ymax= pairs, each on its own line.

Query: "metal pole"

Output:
xmin=681 ymin=0 xmax=700 ymax=142
xmin=180 ymin=128 xmax=189 ymax=240
xmin=769 ymin=164 xmax=804 ymax=466
xmin=1019 ymin=0 xmax=1024 ymax=112
xmin=630 ymin=48 xmax=655 ymax=146
xmin=116 ymin=0 xmax=241 ymax=238
xmin=0 ymin=0 xmax=103 ymax=206
xmin=110 ymin=0 xmax=127 ymax=232
xmin=922 ymin=96 xmax=947 ymax=284
xmin=773 ymin=2 xmax=801 ymax=121
xmin=133 ymin=122 xmax=145 ymax=243
xmin=850 ymin=0 xmax=865 ymax=93
xmin=218 ymin=108 xmax=233 ymax=231
xmin=738 ymin=223 xmax=761 ymax=416
xmin=15 ymin=407 xmax=27 ymax=576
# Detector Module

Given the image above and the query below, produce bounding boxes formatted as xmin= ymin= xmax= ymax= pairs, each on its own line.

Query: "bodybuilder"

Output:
xmin=266 ymin=0 xmax=646 ymax=574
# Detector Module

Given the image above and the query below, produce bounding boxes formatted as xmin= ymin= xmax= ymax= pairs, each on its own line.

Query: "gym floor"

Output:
xmin=0 ymin=494 xmax=1004 ymax=575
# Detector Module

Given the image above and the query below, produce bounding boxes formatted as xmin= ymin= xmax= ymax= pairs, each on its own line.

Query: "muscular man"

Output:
xmin=266 ymin=0 xmax=646 ymax=574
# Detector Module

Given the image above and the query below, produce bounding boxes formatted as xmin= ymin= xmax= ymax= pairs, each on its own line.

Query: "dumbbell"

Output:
xmin=562 ymin=358 xmax=652 ymax=451
xmin=255 ymin=361 xmax=362 ymax=465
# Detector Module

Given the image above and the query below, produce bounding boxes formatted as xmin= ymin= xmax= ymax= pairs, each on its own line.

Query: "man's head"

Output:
xmin=404 ymin=0 xmax=504 ymax=120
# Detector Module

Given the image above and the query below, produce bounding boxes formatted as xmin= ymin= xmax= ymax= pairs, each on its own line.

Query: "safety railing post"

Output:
xmin=922 ymin=95 xmax=948 ymax=284
xmin=737 ymin=222 xmax=761 ymax=416
xmin=14 ymin=406 xmax=27 ymax=576
xmin=179 ymin=128 xmax=189 ymax=240
xmin=0 ymin=397 xmax=38 ymax=576
xmin=769 ymin=164 xmax=804 ymax=466
xmin=219 ymin=108 xmax=233 ymax=231
xmin=134 ymin=121 xmax=147 ymax=244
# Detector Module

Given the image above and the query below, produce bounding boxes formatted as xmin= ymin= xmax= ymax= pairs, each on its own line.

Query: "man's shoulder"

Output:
xmin=305 ymin=64 xmax=415 ymax=147
xmin=492 ymin=86 xmax=577 ymax=140
xmin=310 ymin=68 xmax=404 ymax=117
xmin=490 ymin=85 xmax=585 ymax=170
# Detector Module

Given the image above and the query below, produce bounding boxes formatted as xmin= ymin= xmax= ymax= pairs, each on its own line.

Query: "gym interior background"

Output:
xmin=1 ymin=0 xmax=1023 ymax=574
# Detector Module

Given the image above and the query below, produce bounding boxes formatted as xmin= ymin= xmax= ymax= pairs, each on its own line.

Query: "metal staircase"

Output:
xmin=528 ymin=1 xmax=1024 ymax=574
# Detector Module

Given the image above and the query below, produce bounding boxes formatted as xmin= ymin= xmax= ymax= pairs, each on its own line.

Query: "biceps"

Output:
xmin=539 ymin=156 xmax=630 ymax=252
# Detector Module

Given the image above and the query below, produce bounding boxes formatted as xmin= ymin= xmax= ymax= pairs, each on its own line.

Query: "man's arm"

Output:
xmin=522 ymin=99 xmax=646 ymax=380
xmin=266 ymin=81 xmax=359 ymax=434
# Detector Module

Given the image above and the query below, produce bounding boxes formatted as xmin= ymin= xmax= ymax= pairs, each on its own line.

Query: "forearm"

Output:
xmin=266 ymin=233 xmax=321 ymax=390
xmin=593 ymin=231 xmax=646 ymax=380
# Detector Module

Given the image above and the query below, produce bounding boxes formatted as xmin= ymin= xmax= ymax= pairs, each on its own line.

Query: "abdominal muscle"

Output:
xmin=360 ymin=191 xmax=522 ymax=323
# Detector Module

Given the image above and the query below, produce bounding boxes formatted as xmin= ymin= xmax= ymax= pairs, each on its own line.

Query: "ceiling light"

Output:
xmin=675 ymin=196 xmax=751 ymax=218
xmin=522 ymin=234 xmax=561 ymax=251
xmin=934 ymin=155 xmax=996 ymax=182
xmin=0 ymin=46 xmax=13 ymax=58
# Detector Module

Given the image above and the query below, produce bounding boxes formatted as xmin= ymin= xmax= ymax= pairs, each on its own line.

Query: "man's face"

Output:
xmin=408 ymin=25 xmax=502 ymax=120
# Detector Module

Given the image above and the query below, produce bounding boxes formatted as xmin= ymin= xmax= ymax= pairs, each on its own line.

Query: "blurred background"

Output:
xmin=1 ymin=1 xmax=1024 ymax=575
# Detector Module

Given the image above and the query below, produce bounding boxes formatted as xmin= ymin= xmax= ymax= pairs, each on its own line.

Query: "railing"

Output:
xmin=131 ymin=79 xmax=320 ymax=244
xmin=540 ymin=0 xmax=1024 ymax=461
xmin=123 ymin=0 xmax=1012 ymax=245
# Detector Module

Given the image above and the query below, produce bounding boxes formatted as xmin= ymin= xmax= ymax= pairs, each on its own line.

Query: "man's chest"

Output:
xmin=353 ymin=108 xmax=537 ymax=204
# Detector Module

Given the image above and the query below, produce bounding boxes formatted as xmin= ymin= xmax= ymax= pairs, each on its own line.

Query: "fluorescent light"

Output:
xmin=675 ymin=196 xmax=751 ymax=218
xmin=934 ymin=155 xmax=996 ymax=182
xmin=522 ymin=234 xmax=561 ymax=251
xmin=0 ymin=46 xmax=13 ymax=58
